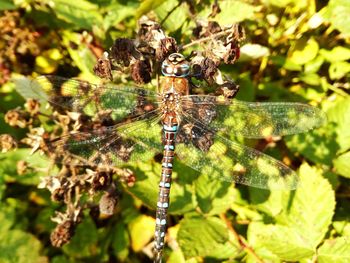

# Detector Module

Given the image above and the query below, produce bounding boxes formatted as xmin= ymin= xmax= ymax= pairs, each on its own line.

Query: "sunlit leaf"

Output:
xmin=62 ymin=216 xmax=98 ymax=258
xmin=289 ymin=38 xmax=319 ymax=65
xmin=50 ymin=0 xmax=103 ymax=30
xmin=317 ymin=237 xmax=350 ymax=263
xmin=177 ymin=216 xmax=232 ymax=259
xmin=0 ymin=149 xmax=52 ymax=185
xmin=333 ymin=151 xmax=350 ymax=178
xmin=128 ymin=214 xmax=154 ymax=252
xmin=320 ymin=47 xmax=350 ymax=63
xmin=0 ymin=230 xmax=47 ymax=263
xmin=194 ymin=173 xmax=235 ymax=215
xmin=0 ymin=0 xmax=16 ymax=10
xmin=284 ymin=163 xmax=335 ymax=247
xmin=323 ymin=0 xmax=350 ymax=37
xmin=111 ymin=222 xmax=130 ymax=261
xmin=329 ymin=61 xmax=350 ymax=80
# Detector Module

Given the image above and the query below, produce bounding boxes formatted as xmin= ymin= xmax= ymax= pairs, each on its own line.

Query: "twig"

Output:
xmin=220 ymin=213 xmax=264 ymax=263
xmin=180 ymin=28 xmax=232 ymax=50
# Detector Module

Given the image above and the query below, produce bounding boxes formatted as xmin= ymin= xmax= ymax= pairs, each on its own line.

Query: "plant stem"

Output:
xmin=220 ymin=213 xmax=264 ymax=263
xmin=180 ymin=28 xmax=232 ymax=50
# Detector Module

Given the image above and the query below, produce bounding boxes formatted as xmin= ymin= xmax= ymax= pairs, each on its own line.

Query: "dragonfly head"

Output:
xmin=161 ymin=53 xmax=190 ymax=77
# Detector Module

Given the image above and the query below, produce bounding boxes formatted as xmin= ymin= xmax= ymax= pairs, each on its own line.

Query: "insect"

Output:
xmin=28 ymin=53 xmax=325 ymax=262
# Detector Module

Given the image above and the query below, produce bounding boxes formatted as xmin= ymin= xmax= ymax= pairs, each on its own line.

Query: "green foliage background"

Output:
xmin=0 ymin=0 xmax=350 ymax=262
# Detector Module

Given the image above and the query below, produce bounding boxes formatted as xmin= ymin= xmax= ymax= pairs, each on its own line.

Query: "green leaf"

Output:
xmin=128 ymin=214 xmax=154 ymax=252
xmin=250 ymin=163 xmax=335 ymax=261
xmin=249 ymin=187 xmax=288 ymax=217
xmin=254 ymin=224 xmax=315 ymax=261
xmin=320 ymin=47 xmax=350 ymax=63
xmin=111 ymin=222 xmax=130 ymax=261
xmin=247 ymin=222 xmax=281 ymax=263
xmin=289 ymin=38 xmax=319 ymax=65
xmin=299 ymin=73 xmax=321 ymax=86
xmin=0 ymin=149 xmax=52 ymax=185
xmin=323 ymin=0 xmax=350 ymax=37
xmin=177 ymin=216 xmax=230 ymax=258
xmin=326 ymin=98 xmax=350 ymax=152
xmin=317 ymin=237 xmax=350 ymax=263
xmin=205 ymin=0 xmax=256 ymax=24
xmin=102 ymin=2 xmax=139 ymax=31
xmin=284 ymin=163 xmax=335 ymax=247
xmin=0 ymin=0 xmax=16 ymax=10
xmin=167 ymin=249 xmax=186 ymax=263
xmin=62 ymin=216 xmax=98 ymax=258
xmin=333 ymin=221 xmax=350 ymax=236
xmin=261 ymin=0 xmax=307 ymax=8
xmin=329 ymin=61 xmax=350 ymax=80
xmin=61 ymin=31 xmax=99 ymax=77
xmin=286 ymin=98 xmax=350 ymax=165
xmin=285 ymin=122 xmax=338 ymax=166
xmin=333 ymin=151 xmax=350 ymax=178
xmin=0 ymin=230 xmax=47 ymax=263
xmin=304 ymin=55 xmax=325 ymax=73
xmin=154 ymin=1 xmax=187 ymax=32
xmin=50 ymin=0 xmax=103 ymax=30
xmin=194 ymin=174 xmax=235 ymax=215
xmin=126 ymin=161 xmax=195 ymax=214
xmin=0 ymin=202 xmax=16 ymax=233
xmin=136 ymin=0 xmax=163 ymax=18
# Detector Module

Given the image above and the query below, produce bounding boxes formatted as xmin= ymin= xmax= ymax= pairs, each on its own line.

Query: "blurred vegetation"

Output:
xmin=0 ymin=0 xmax=350 ymax=262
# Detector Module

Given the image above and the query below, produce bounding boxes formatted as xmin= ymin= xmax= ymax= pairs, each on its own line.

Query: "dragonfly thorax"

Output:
xmin=161 ymin=53 xmax=190 ymax=77
xmin=161 ymin=92 xmax=181 ymax=113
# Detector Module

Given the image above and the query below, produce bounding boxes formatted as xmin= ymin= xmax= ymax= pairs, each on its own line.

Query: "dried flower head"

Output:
xmin=93 ymin=52 xmax=113 ymax=80
xmin=50 ymin=220 xmax=76 ymax=247
xmin=217 ymin=81 xmax=240 ymax=99
xmin=24 ymin=98 xmax=40 ymax=116
xmin=0 ymin=134 xmax=17 ymax=153
xmin=21 ymin=127 xmax=46 ymax=154
xmin=110 ymin=38 xmax=140 ymax=67
xmin=131 ymin=59 xmax=152 ymax=84
xmin=99 ymin=191 xmax=119 ymax=216
xmin=155 ymin=37 xmax=178 ymax=62
xmin=5 ymin=107 xmax=31 ymax=128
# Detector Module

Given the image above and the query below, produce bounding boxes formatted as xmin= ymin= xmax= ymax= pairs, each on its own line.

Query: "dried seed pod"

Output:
xmin=24 ymin=98 xmax=40 ymax=116
xmin=155 ymin=37 xmax=178 ymax=62
xmin=0 ymin=134 xmax=17 ymax=153
xmin=51 ymin=187 xmax=66 ymax=202
xmin=194 ymin=57 xmax=218 ymax=81
xmin=4 ymin=107 xmax=31 ymax=128
xmin=93 ymin=52 xmax=113 ymax=80
xmin=110 ymin=38 xmax=139 ymax=67
xmin=216 ymin=81 xmax=240 ymax=99
xmin=50 ymin=220 xmax=76 ymax=247
xmin=131 ymin=60 xmax=152 ymax=84
xmin=92 ymin=170 xmax=113 ymax=191
xmin=99 ymin=191 xmax=119 ymax=216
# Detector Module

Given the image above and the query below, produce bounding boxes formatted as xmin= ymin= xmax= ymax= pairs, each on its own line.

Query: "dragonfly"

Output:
xmin=28 ymin=53 xmax=326 ymax=262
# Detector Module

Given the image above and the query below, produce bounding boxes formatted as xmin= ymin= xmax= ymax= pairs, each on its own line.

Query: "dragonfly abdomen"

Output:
xmin=154 ymin=123 xmax=178 ymax=261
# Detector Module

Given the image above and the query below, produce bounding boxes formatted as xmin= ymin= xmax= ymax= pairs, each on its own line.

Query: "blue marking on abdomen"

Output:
xmin=164 ymin=145 xmax=174 ymax=151
xmin=163 ymin=125 xmax=178 ymax=132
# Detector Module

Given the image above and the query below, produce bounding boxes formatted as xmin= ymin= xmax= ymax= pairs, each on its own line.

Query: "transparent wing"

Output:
xmin=30 ymin=75 xmax=160 ymax=120
xmin=181 ymin=95 xmax=326 ymax=138
xmin=46 ymin=111 xmax=163 ymax=167
xmin=175 ymin=114 xmax=298 ymax=190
